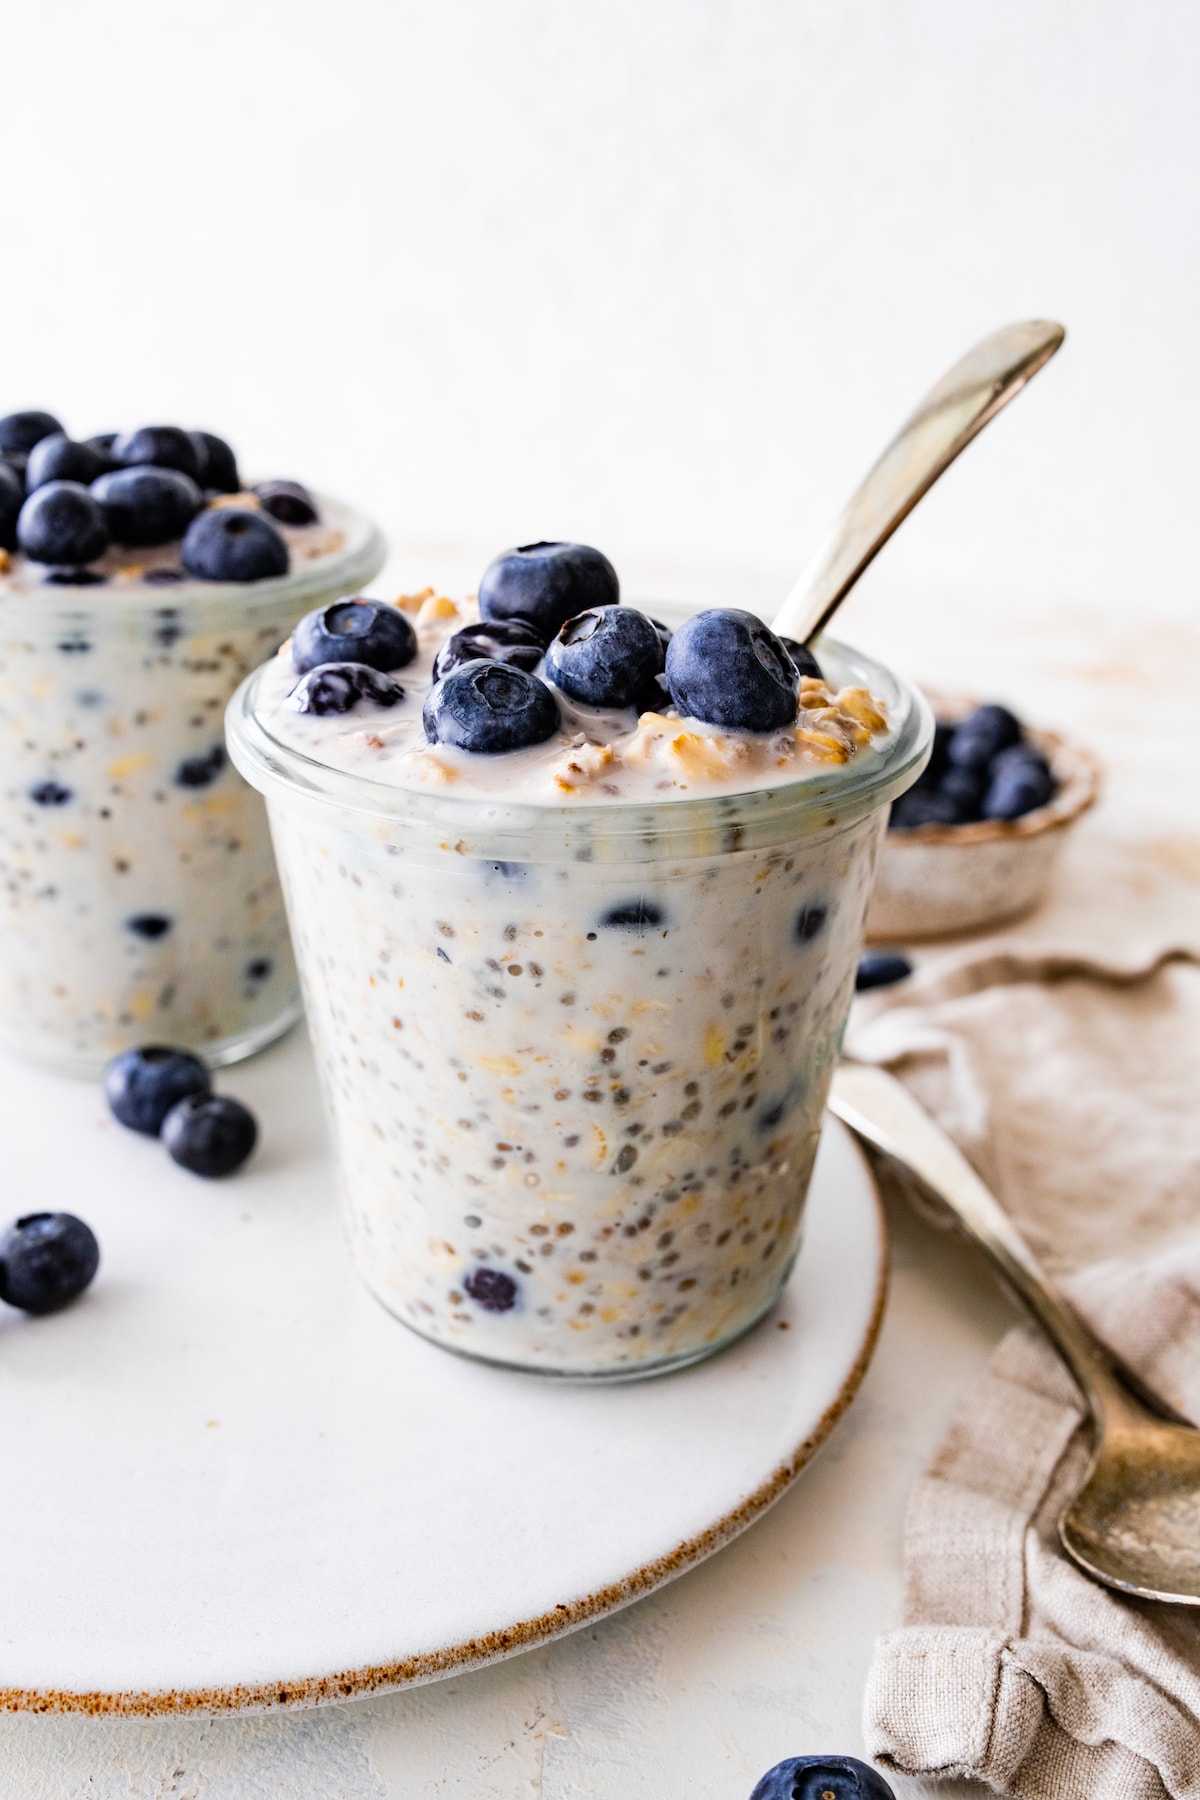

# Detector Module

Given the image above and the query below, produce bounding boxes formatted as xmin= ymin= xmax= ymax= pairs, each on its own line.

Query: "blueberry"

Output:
xmin=82 ymin=432 xmax=119 ymax=472
xmin=947 ymin=703 xmax=1022 ymax=773
xmin=423 ymin=659 xmax=559 ymax=754
xmin=856 ymin=951 xmax=912 ymax=991
xmin=92 ymin=467 xmax=202 ymax=547
xmin=162 ymin=1093 xmax=258 ymax=1178
xmin=544 ymin=606 xmax=665 ymax=708
xmin=245 ymin=956 xmax=272 ymax=982
xmin=104 ymin=1044 xmax=211 ymax=1136
xmin=432 ymin=617 xmax=546 ymax=680
xmin=144 ymin=568 xmax=185 ymax=586
xmin=795 ymin=903 xmax=827 ymax=942
xmin=887 ymin=788 xmax=962 ymax=829
xmin=479 ymin=541 xmax=619 ymax=638
xmin=290 ymin=662 xmax=405 ymax=715
xmin=665 ymin=608 xmax=797 ymax=731
xmin=600 ymin=899 xmax=665 ymax=931
xmin=748 ymin=1753 xmax=896 ymax=1800
xmin=0 ymin=410 xmax=64 ymax=455
xmin=113 ymin=424 xmax=203 ymax=481
xmin=17 ymin=481 xmax=109 ymax=565
xmin=779 ymin=635 xmax=824 ymax=681
xmin=127 ymin=913 xmax=172 ymax=939
xmin=44 ymin=567 xmax=107 ymax=586
xmin=463 ymin=1267 xmax=518 ymax=1312
xmin=25 ymin=433 xmax=105 ymax=493
xmin=2 ymin=451 xmax=28 ymax=489
xmin=0 ymin=1212 xmax=99 ymax=1315
xmin=254 ymin=478 xmax=318 ymax=524
xmin=29 ymin=779 xmax=73 ymax=806
xmin=181 ymin=507 xmax=289 ymax=582
xmin=982 ymin=743 xmax=1055 ymax=820
xmin=293 ymin=600 xmax=416 ymax=676
xmin=175 ymin=744 xmax=226 ymax=788
xmin=0 ymin=460 xmax=23 ymax=550
xmin=190 ymin=431 xmax=240 ymax=493
xmin=938 ymin=765 xmax=986 ymax=820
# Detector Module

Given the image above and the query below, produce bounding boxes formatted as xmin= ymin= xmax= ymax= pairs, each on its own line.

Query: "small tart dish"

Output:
xmin=866 ymin=698 xmax=1101 ymax=942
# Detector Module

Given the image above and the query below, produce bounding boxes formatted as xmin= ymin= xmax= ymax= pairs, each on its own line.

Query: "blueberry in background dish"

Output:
xmin=779 ymin=634 xmax=824 ymax=681
xmin=544 ymin=605 xmax=664 ymax=707
xmin=946 ymin=702 xmax=1022 ymax=772
xmin=478 ymin=541 xmax=619 ymax=639
xmin=82 ymin=431 xmax=119 ymax=473
xmin=938 ymin=764 xmax=987 ymax=821
xmin=888 ymin=787 xmax=963 ymax=829
xmin=982 ymin=742 xmax=1056 ymax=819
xmin=162 ymin=1093 xmax=258 ymax=1178
xmin=255 ymin=478 xmax=318 ymax=524
xmin=25 ymin=434 xmax=107 ymax=492
xmin=0 ymin=1212 xmax=100 ymax=1315
xmin=856 ymin=950 xmax=912 ymax=990
xmin=17 ymin=481 xmax=109 ymax=565
xmin=433 ymin=616 xmax=546 ymax=679
xmin=0 ymin=410 xmax=64 ymax=455
xmin=93 ymin=467 xmax=202 ymax=547
xmin=190 ymin=430 xmax=240 ymax=493
xmin=748 ymin=1753 xmax=896 ymax=1800
xmin=104 ymin=1044 xmax=212 ymax=1136
xmin=423 ymin=658 xmax=559 ymax=753
xmin=664 ymin=608 xmax=797 ymax=731
xmin=181 ymin=507 xmax=289 ymax=582
xmin=293 ymin=600 xmax=417 ymax=675
xmin=113 ymin=424 xmax=204 ymax=482
xmin=290 ymin=662 xmax=405 ymax=715
xmin=0 ymin=460 xmax=23 ymax=550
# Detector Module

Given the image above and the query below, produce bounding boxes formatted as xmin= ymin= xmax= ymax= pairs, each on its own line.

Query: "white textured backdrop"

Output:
xmin=3 ymin=0 xmax=1196 ymax=620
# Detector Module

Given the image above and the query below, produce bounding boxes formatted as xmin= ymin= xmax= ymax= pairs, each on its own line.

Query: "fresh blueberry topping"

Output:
xmin=17 ymin=481 xmax=109 ymax=566
xmin=748 ymin=1753 xmax=896 ymax=1800
xmin=190 ymin=431 xmax=240 ymax=494
xmin=432 ymin=616 xmax=546 ymax=680
xmin=856 ymin=950 xmax=913 ymax=991
xmin=982 ymin=743 xmax=1055 ymax=819
xmin=779 ymin=635 xmax=824 ymax=681
xmin=162 ymin=1093 xmax=258 ymax=1178
xmin=665 ymin=608 xmax=797 ymax=731
xmin=82 ymin=432 xmax=119 ymax=473
xmin=113 ymin=424 xmax=203 ymax=481
xmin=104 ymin=1044 xmax=211 ymax=1137
xmin=888 ymin=788 xmax=963 ymax=829
xmin=0 ymin=461 xmax=23 ymax=550
xmin=44 ymin=567 xmax=107 ymax=586
xmin=478 ymin=541 xmax=619 ymax=639
xmin=600 ymin=899 xmax=665 ymax=931
xmin=293 ymin=600 xmax=417 ymax=676
xmin=290 ymin=662 xmax=404 ymax=715
xmin=254 ymin=479 xmax=318 ymax=524
xmin=181 ymin=506 xmax=289 ymax=582
xmin=0 ymin=1212 xmax=99 ymax=1315
xmin=463 ymin=1267 xmax=518 ymax=1312
xmin=423 ymin=659 xmax=559 ymax=754
xmin=544 ymin=606 xmax=665 ymax=708
xmin=127 ymin=913 xmax=173 ymax=939
xmin=0 ymin=411 xmax=64 ymax=455
xmin=175 ymin=744 xmax=226 ymax=788
xmin=946 ymin=702 xmax=1022 ymax=772
xmin=92 ymin=467 xmax=202 ymax=547
xmin=25 ymin=433 xmax=106 ymax=492
xmin=795 ymin=902 xmax=828 ymax=942
xmin=29 ymin=779 xmax=73 ymax=806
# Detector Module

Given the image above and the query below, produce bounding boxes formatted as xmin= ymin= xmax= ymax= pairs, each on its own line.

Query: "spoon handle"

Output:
xmin=829 ymin=1059 xmax=1115 ymax=1419
xmin=773 ymin=320 xmax=1065 ymax=646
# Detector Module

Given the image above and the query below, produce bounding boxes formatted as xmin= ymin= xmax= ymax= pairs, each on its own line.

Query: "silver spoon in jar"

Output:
xmin=771 ymin=319 xmax=1065 ymax=646
xmin=829 ymin=1059 xmax=1200 ymax=1606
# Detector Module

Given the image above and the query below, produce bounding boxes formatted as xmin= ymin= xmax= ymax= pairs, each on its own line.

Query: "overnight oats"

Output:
xmin=229 ymin=542 xmax=931 ymax=1377
xmin=0 ymin=410 xmax=384 ymax=1073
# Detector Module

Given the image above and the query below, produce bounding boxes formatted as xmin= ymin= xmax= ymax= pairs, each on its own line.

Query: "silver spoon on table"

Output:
xmin=829 ymin=1059 xmax=1200 ymax=1606
xmin=771 ymin=319 xmax=1064 ymax=646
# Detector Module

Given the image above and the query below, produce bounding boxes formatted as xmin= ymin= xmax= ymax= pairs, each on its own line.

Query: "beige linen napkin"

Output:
xmin=845 ymin=927 xmax=1200 ymax=1800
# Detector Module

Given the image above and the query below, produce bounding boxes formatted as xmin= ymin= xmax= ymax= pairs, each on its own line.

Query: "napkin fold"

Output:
xmin=845 ymin=922 xmax=1200 ymax=1800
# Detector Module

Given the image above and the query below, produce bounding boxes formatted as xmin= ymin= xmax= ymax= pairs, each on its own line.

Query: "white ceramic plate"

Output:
xmin=0 ymin=1030 xmax=885 ymax=1716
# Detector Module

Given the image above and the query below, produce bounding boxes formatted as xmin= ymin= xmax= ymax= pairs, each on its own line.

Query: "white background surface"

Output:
xmin=2 ymin=3 xmax=1197 ymax=1796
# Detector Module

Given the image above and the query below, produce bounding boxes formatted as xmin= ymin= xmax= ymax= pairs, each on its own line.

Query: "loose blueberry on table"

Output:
xmin=889 ymin=701 xmax=1057 ymax=828
xmin=0 ymin=1212 xmax=100 ymax=1315
xmin=748 ymin=1753 xmax=895 ymax=1799
xmin=162 ymin=1093 xmax=258 ymax=1179
xmin=104 ymin=1044 xmax=259 ymax=1179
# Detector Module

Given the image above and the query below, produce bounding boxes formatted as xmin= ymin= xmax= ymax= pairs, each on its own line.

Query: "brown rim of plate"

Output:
xmin=886 ymin=703 xmax=1102 ymax=849
xmin=0 ymin=1134 xmax=888 ymax=1718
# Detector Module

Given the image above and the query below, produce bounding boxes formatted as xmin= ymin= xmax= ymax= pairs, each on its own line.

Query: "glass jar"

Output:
xmin=0 ymin=500 xmax=385 ymax=1074
xmin=228 ymin=637 xmax=930 ymax=1378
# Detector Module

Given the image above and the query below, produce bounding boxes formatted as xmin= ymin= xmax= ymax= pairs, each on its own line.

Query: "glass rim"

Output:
xmin=227 ymin=633 xmax=934 ymax=858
